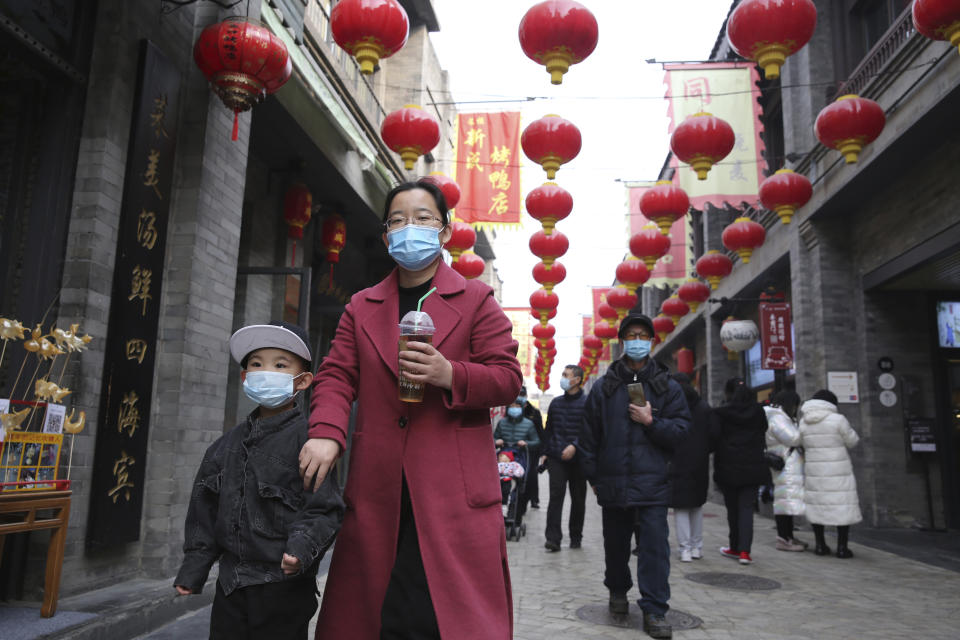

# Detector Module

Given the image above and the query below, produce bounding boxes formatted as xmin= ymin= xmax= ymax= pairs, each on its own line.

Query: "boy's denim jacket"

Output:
xmin=174 ymin=407 xmax=344 ymax=595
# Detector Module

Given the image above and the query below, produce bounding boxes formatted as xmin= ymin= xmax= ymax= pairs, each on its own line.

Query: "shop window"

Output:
xmin=846 ymin=0 xmax=912 ymax=66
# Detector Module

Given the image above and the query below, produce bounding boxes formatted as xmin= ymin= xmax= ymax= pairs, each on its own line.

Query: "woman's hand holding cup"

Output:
xmin=398 ymin=340 xmax=453 ymax=390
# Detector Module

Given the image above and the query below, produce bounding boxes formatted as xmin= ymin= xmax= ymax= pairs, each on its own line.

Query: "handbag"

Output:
xmin=764 ymin=450 xmax=785 ymax=471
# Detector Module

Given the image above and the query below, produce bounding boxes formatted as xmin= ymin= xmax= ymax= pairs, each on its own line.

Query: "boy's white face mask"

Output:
xmin=242 ymin=371 xmax=304 ymax=408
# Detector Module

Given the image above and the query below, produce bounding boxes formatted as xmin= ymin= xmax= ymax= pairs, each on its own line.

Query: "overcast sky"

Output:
xmin=430 ymin=0 xmax=733 ymax=392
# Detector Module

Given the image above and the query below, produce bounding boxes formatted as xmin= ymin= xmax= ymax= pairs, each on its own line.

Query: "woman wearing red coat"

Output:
xmin=299 ymin=181 xmax=522 ymax=639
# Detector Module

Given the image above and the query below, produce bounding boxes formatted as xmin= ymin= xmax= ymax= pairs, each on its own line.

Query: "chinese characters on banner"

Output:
xmin=502 ymin=307 xmax=536 ymax=379
xmin=453 ymin=112 xmax=522 ymax=229
xmin=664 ymin=63 xmax=766 ymax=210
xmin=627 ymin=181 xmax=691 ymax=288
xmin=759 ymin=302 xmax=794 ymax=370
xmin=590 ymin=288 xmax=613 ymax=361
xmin=89 ymin=41 xmax=180 ymax=548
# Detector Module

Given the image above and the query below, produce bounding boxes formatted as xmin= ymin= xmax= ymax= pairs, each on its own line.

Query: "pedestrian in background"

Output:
xmin=541 ymin=364 xmax=588 ymax=551
xmin=579 ymin=312 xmax=690 ymax=640
xmin=668 ymin=372 xmax=713 ymax=563
xmin=799 ymin=389 xmax=862 ymax=558
xmin=713 ymin=377 xmax=768 ymax=565
xmin=764 ymin=390 xmax=807 ymax=552
xmin=518 ymin=386 xmax=544 ymax=509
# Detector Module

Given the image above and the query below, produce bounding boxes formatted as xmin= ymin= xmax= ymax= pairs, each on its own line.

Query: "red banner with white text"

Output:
xmin=759 ymin=302 xmax=794 ymax=369
xmin=453 ymin=112 xmax=522 ymax=229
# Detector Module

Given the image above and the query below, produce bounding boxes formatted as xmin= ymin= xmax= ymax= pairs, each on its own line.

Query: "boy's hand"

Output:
xmin=175 ymin=586 xmax=193 ymax=596
xmin=300 ymin=438 xmax=341 ymax=491
xmin=398 ymin=341 xmax=453 ymax=390
xmin=281 ymin=553 xmax=301 ymax=575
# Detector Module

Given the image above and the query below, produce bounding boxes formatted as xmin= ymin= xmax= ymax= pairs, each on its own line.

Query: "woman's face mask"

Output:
xmin=387 ymin=225 xmax=443 ymax=271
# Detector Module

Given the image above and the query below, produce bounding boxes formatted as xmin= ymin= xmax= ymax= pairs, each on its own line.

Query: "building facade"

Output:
xmin=644 ymin=0 xmax=960 ymax=531
xmin=0 ymin=0 xmax=470 ymax=601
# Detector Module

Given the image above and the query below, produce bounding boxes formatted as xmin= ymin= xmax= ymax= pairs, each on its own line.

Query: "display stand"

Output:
xmin=0 ymin=485 xmax=71 ymax=617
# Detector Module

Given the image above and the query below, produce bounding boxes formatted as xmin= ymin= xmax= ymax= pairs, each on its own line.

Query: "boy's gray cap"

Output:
xmin=229 ymin=321 xmax=312 ymax=365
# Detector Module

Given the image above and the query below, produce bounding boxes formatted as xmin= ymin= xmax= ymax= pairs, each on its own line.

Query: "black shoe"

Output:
xmin=531 ymin=501 xmax=540 ymax=509
xmin=814 ymin=543 xmax=832 ymax=556
xmin=608 ymin=592 xmax=628 ymax=615
xmin=570 ymin=539 xmax=581 ymax=549
xmin=643 ymin=612 xmax=673 ymax=639
xmin=544 ymin=541 xmax=560 ymax=552
xmin=836 ymin=546 xmax=854 ymax=559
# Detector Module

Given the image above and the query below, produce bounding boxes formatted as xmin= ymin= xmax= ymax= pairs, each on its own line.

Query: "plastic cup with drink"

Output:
xmin=398 ymin=287 xmax=437 ymax=402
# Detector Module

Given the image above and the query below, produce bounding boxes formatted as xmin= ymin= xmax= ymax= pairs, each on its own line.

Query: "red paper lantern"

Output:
xmin=594 ymin=319 xmax=618 ymax=346
xmin=583 ymin=335 xmax=603 ymax=355
xmin=444 ymin=221 xmax=476 ymax=262
xmin=452 ymin=251 xmax=485 ymax=279
xmin=722 ymin=217 xmax=766 ymax=264
xmin=652 ymin=314 xmax=675 ymax=342
xmin=533 ymin=260 xmax=567 ymax=293
xmin=670 ymin=112 xmax=735 ymax=180
xmin=629 ymin=223 xmax=672 ymax=270
xmin=530 ymin=288 xmax=560 ymax=326
xmin=529 ymin=229 xmax=569 ymax=267
xmin=607 ymin=286 xmax=638 ymax=321
xmin=759 ymin=169 xmax=812 ymax=225
xmin=320 ymin=213 xmax=346 ymax=262
xmin=518 ymin=0 xmax=599 ymax=85
xmin=525 ymin=182 xmax=573 ymax=235
xmin=676 ymin=278 xmax=711 ymax=313
xmin=727 ymin=0 xmax=818 ymax=79
xmin=532 ymin=323 xmax=556 ymax=341
xmin=381 ymin=105 xmax=441 ymax=169
xmin=521 ymin=115 xmax=582 ymax=180
xmin=676 ymin=347 xmax=695 ymax=374
xmin=421 ymin=172 xmax=461 ymax=209
xmin=532 ymin=307 xmax=557 ymax=323
xmin=814 ymin=95 xmax=885 ymax=164
xmin=283 ymin=183 xmax=312 ymax=239
xmin=193 ymin=17 xmax=292 ymax=141
xmin=616 ymin=258 xmax=650 ymax=296
xmin=696 ymin=250 xmax=734 ymax=290
xmin=661 ymin=295 xmax=690 ymax=325
xmin=640 ymin=180 xmax=690 ymax=236
xmin=597 ymin=301 xmax=618 ymax=323
xmin=913 ymin=0 xmax=960 ymax=56
xmin=331 ymin=0 xmax=409 ymax=74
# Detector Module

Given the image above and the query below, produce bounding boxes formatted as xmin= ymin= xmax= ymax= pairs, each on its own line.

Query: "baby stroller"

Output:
xmin=497 ymin=446 xmax=528 ymax=541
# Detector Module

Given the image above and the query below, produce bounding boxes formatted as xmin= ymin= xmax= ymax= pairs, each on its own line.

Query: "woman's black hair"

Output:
xmin=723 ymin=376 xmax=754 ymax=404
xmin=812 ymin=388 xmax=838 ymax=406
xmin=382 ymin=180 xmax=450 ymax=225
xmin=771 ymin=390 xmax=801 ymax=419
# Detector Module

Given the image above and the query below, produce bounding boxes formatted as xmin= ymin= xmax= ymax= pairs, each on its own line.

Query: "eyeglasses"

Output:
xmin=384 ymin=213 xmax=444 ymax=231
xmin=623 ymin=333 xmax=652 ymax=341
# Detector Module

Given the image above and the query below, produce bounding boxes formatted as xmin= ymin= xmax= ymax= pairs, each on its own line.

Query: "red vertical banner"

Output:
xmin=454 ymin=112 xmax=522 ymax=228
xmin=759 ymin=302 xmax=794 ymax=369
xmin=590 ymin=287 xmax=613 ymax=361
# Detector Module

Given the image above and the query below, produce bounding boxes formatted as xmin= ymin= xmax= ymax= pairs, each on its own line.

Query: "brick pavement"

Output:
xmin=505 ymin=497 xmax=960 ymax=640
xmin=132 ymin=494 xmax=959 ymax=639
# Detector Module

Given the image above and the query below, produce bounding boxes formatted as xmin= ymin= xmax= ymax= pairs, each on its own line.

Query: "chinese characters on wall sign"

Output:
xmin=88 ymin=41 xmax=180 ymax=548
xmin=454 ymin=112 xmax=521 ymax=228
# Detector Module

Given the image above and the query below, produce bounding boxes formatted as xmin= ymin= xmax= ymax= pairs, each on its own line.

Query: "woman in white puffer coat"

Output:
xmin=798 ymin=389 xmax=862 ymax=559
xmin=764 ymin=390 xmax=806 ymax=552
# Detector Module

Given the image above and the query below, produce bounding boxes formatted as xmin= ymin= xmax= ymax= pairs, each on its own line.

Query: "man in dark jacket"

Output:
xmin=578 ymin=312 xmax=690 ymax=640
xmin=541 ymin=365 xmax=588 ymax=551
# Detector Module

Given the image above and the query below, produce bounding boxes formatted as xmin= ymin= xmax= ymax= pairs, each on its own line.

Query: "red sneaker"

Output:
xmin=719 ymin=547 xmax=739 ymax=559
xmin=739 ymin=551 xmax=753 ymax=565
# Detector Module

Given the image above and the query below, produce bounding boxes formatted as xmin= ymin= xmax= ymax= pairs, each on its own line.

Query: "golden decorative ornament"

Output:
xmin=0 ymin=407 xmax=30 ymax=431
xmin=64 ymin=409 xmax=86 ymax=435
xmin=0 ymin=317 xmax=26 ymax=340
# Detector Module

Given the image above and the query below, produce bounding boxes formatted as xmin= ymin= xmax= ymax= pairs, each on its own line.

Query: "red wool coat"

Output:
xmin=309 ymin=261 xmax=522 ymax=640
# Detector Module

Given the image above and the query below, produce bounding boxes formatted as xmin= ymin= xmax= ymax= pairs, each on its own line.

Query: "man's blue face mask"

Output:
xmin=623 ymin=339 xmax=652 ymax=362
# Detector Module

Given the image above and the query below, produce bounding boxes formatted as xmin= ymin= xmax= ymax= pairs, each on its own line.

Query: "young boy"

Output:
xmin=174 ymin=321 xmax=344 ymax=639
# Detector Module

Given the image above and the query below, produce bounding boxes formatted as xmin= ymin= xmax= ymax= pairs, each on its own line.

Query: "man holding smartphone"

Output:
xmin=577 ymin=311 xmax=691 ymax=640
